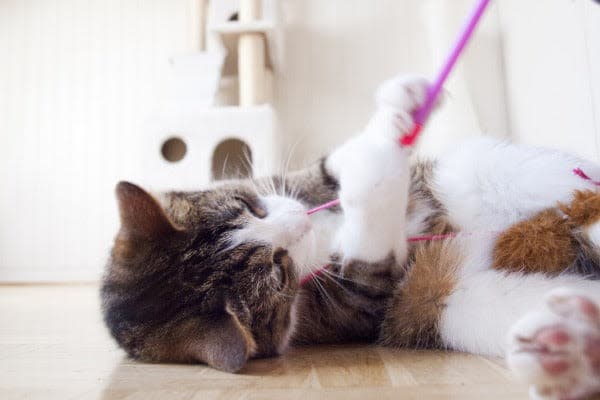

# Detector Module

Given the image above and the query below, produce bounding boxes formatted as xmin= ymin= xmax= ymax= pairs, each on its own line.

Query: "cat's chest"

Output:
xmin=310 ymin=211 xmax=343 ymax=261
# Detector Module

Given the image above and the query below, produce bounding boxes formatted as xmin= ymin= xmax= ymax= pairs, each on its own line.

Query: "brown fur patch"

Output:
xmin=493 ymin=209 xmax=577 ymax=275
xmin=560 ymin=190 xmax=600 ymax=228
xmin=379 ymin=240 xmax=461 ymax=349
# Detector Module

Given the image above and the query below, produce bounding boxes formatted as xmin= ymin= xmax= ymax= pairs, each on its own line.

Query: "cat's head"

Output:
xmin=101 ymin=181 xmax=315 ymax=372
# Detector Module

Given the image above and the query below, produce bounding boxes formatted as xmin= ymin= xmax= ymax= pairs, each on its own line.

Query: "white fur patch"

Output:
xmin=434 ymin=137 xmax=600 ymax=232
xmin=439 ymin=239 xmax=600 ymax=358
xmin=585 ymin=219 xmax=600 ymax=249
xmin=229 ymin=195 xmax=318 ymax=278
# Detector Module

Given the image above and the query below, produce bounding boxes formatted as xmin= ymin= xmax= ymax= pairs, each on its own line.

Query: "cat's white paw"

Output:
xmin=328 ymin=75 xmax=426 ymax=209
xmin=375 ymin=75 xmax=429 ymax=113
xmin=368 ymin=75 xmax=433 ymax=141
xmin=507 ymin=288 xmax=600 ymax=400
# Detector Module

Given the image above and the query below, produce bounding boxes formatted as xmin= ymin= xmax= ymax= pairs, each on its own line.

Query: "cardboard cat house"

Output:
xmin=142 ymin=0 xmax=278 ymax=191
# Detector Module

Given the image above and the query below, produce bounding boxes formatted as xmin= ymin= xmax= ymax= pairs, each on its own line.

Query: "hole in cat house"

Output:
xmin=161 ymin=137 xmax=187 ymax=163
xmin=211 ymin=138 xmax=253 ymax=181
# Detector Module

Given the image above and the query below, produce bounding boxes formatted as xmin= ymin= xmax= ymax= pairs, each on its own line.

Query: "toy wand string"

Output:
xmin=307 ymin=0 xmax=492 ymax=215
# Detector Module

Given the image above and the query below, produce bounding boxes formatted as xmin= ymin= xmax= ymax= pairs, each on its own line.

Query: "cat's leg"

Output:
xmin=260 ymin=76 xmax=434 ymax=212
xmin=507 ymin=289 xmax=600 ymax=400
xmin=432 ymin=238 xmax=600 ymax=400
xmin=292 ymin=76 xmax=434 ymax=345
xmin=327 ymin=75 xmax=431 ymax=266
xmin=380 ymin=235 xmax=600 ymax=359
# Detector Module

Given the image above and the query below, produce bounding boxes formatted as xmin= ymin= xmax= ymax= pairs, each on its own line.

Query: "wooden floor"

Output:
xmin=0 ymin=285 xmax=531 ymax=400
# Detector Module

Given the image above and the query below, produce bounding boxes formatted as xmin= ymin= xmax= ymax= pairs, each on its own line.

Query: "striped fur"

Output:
xmin=102 ymin=181 xmax=303 ymax=372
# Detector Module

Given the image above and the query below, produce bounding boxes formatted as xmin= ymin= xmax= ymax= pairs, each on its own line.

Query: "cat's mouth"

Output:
xmin=285 ymin=221 xmax=318 ymax=281
xmin=284 ymin=216 xmax=312 ymax=246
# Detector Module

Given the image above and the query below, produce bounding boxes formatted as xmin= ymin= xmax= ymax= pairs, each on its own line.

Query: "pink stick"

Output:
xmin=400 ymin=0 xmax=492 ymax=146
xmin=306 ymin=199 xmax=341 ymax=215
xmin=415 ymin=0 xmax=491 ymax=126
xmin=407 ymin=232 xmax=458 ymax=242
xmin=573 ymin=167 xmax=600 ymax=186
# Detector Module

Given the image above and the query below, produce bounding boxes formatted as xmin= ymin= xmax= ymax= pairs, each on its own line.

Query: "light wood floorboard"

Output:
xmin=0 ymin=285 xmax=532 ymax=399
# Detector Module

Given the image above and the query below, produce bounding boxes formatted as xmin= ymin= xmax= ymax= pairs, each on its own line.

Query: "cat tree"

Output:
xmin=141 ymin=0 xmax=277 ymax=190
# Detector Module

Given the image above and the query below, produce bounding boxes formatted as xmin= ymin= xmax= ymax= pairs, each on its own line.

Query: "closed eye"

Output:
xmin=234 ymin=196 xmax=267 ymax=219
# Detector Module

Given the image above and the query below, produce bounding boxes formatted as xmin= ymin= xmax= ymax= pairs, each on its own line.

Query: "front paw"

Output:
xmin=376 ymin=75 xmax=430 ymax=114
xmin=374 ymin=75 xmax=431 ymax=138
xmin=335 ymin=137 xmax=409 ymax=208
xmin=507 ymin=289 xmax=600 ymax=400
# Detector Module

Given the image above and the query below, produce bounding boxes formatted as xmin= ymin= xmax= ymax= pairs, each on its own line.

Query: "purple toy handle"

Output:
xmin=414 ymin=0 xmax=492 ymax=126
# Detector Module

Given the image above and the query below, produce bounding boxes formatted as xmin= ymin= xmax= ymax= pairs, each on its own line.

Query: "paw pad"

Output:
xmin=508 ymin=289 xmax=600 ymax=399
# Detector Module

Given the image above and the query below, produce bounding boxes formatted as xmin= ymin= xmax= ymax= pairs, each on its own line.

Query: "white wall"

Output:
xmin=1 ymin=0 xmax=599 ymax=281
xmin=0 ymin=0 xmax=196 ymax=280
xmin=274 ymin=0 xmax=509 ymax=162
xmin=497 ymin=0 xmax=600 ymax=160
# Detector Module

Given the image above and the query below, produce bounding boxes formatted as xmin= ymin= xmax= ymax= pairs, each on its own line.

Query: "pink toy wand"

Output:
xmin=400 ymin=0 xmax=492 ymax=146
xmin=306 ymin=0 xmax=492 ymax=216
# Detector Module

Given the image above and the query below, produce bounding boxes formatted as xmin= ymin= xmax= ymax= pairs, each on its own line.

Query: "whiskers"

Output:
xmin=308 ymin=268 xmax=352 ymax=319
xmin=298 ymin=262 xmax=392 ymax=321
xmin=308 ymin=263 xmax=395 ymax=294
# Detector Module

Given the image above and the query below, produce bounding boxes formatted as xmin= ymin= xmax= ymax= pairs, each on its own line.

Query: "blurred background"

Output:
xmin=0 ymin=0 xmax=598 ymax=282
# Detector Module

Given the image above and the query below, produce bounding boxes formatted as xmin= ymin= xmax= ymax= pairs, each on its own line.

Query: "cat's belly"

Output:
xmin=433 ymin=137 xmax=599 ymax=232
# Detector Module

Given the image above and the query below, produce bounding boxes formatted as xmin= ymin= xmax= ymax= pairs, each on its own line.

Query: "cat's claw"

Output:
xmin=393 ymin=111 xmax=415 ymax=136
xmin=376 ymin=75 xmax=429 ymax=114
xmin=507 ymin=289 xmax=600 ymax=400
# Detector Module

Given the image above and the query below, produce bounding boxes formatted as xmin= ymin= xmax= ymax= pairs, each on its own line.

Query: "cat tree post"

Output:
xmin=238 ymin=0 xmax=266 ymax=106
xmin=198 ymin=0 xmax=208 ymax=51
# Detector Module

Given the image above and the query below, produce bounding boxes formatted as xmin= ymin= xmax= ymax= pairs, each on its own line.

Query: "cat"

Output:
xmin=102 ymin=75 xmax=600 ymax=400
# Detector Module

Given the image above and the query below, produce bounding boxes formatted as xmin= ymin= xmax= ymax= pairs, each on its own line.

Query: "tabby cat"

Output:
xmin=102 ymin=76 xmax=600 ymax=400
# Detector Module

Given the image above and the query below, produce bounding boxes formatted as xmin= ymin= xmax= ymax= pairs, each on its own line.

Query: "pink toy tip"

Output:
xmin=574 ymin=167 xmax=600 ymax=186
xmin=400 ymin=123 xmax=423 ymax=147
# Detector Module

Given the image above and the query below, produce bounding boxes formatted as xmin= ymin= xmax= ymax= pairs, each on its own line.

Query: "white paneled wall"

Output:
xmin=0 ymin=0 xmax=197 ymax=280
xmin=498 ymin=0 xmax=600 ymax=161
xmin=1 ymin=0 xmax=599 ymax=281
xmin=273 ymin=0 xmax=508 ymax=161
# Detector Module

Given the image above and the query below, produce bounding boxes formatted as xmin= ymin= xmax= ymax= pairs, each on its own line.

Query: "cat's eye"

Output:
xmin=234 ymin=196 xmax=267 ymax=219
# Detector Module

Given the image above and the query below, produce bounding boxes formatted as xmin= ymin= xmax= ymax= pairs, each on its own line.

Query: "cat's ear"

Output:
xmin=115 ymin=181 xmax=178 ymax=240
xmin=193 ymin=309 xmax=256 ymax=373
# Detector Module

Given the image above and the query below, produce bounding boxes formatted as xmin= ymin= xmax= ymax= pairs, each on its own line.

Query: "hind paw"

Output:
xmin=507 ymin=289 xmax=600 ymax=400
